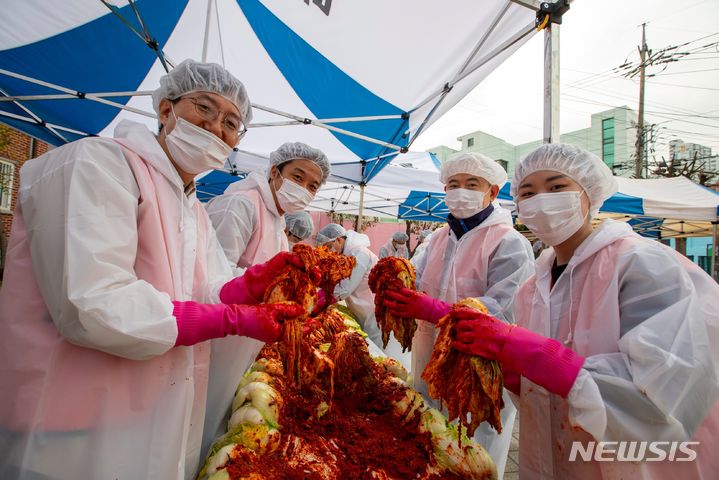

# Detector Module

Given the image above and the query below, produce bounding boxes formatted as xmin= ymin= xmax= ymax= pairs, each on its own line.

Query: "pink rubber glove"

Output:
xmin=383 ymin=288 xmax=450 ymax=324
xmin=173 ymin=301 xmax=304 ymax=346
xmin=311 ymin=289 xmax=335 ymax=316
xmin=502 ymin=362 xmax=521 ymax=396
xmin=452 ymin=308 xmax=585 ymax=398
xmin=220 ymin=252 xmax=306 ymax=305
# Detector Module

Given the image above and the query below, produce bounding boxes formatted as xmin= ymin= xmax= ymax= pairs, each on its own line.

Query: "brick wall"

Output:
xmin=0 ymin=124 xmax=50 ymax=246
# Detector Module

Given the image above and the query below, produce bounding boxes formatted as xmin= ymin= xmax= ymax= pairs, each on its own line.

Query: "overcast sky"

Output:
xmin=412 ymin=0 xmax=719 ymax=162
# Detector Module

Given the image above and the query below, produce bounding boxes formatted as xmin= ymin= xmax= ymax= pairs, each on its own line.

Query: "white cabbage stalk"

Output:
xmin=250 ymin=358 xmax=283 ymax=377
xmin=228 ymin=405 xmax=265 ymax=430
xmin=207 ymin=470 xmax=230 ymax=480
xmin=420 ymin=409 xmax=497 ymax=480
xmin=419 ymin=408 xmax=448 ymax=436
xmin=373 ymin=357 xmax=409 ymax=381
xmin=231 ymin=381 xmax=281 ymax=426
xmin=390 ymin=378 xmax=426 ymax=420
xmin=206 ymin=444 xmax=236 ymax=476
xmin=342 ymin=318 xmax=368 ymax=337
xmin=238 ymin=370 xmax=274 ymax=391
xmin=199 ymin=424 xmax=281 ymax=480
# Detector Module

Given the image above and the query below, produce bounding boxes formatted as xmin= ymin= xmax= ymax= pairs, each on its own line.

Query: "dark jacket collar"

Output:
xmin=447 ymin=203 xmax=494 ymax=240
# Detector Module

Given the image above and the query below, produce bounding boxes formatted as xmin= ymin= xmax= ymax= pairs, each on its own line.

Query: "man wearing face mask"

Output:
xmin=206 ymin=142 xmax=329 ymax=276
xmin=382 ymin=152 xmax=534 ymax=478
xmin=451 ymin=144 xmax=719 ymax=480
xmin=0 ymin=60 xmax=308 ymax=480
xmin=284 ymin=211 xmax=315 ymax=248
xmin=379 ymin=231 xmax=410 ymax=259
xmin=202 ymin=142 xmax=328 ymax=460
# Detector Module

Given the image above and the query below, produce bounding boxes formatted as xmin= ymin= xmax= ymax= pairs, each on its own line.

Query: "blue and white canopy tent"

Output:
xmin=0 ymin=0 xmax=556 ymax=228
xmin=599 ymin=176 xmax=719 ymax=282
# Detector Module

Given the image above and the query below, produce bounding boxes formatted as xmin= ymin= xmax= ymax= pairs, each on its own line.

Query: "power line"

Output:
xmin=646 ymin=80 xmax=719 ymax=91
xmin=650 ymin=68 xmax=719 ymax=76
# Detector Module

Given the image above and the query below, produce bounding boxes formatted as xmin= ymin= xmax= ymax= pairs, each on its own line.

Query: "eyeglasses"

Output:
xmin=182 ymin=96 xmax=247 ymax=139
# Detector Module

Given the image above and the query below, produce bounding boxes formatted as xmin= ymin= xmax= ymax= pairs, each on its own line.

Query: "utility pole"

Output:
xmin=635 ymin=23 xmax=648 ymax=179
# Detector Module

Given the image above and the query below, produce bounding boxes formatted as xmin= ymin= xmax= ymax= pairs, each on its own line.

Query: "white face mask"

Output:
xmin=444 ymin=188 xmax=487 ymax=219
xmin=273 ymin=174 xmax=314 ymax=214
xmin=165 ymin=110 xmax=232 ymax=175
xmin=517 ymin=191 xmax=588 ymax=246
xmin=288 ymin=241 xmax=297 ymax=249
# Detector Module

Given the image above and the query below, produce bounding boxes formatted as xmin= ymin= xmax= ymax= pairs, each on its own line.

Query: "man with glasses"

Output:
xmin=202 ymin=141 xmax=329 ymax=460
xmin=0 ymin=60 xmax=307 ymax=479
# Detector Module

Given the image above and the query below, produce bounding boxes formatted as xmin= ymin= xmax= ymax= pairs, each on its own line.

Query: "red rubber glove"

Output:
xmin=452 ymin=307 xmax=585 ymax=398
xmin=173 ymin=301 xmax=304 ymax=346
xmin=220 ymin=252 xmax=306 ymax=305
xmin=303 ymin=317 xmax=322 ymax=335
xmin=383 ymin=288 xmax=450 ymax=324
xmin=311 ymin=289 xmax=336 ymax=316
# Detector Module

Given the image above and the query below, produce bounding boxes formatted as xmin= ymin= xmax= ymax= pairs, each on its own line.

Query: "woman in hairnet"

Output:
xmin=202 ymin=142 xmax=329 ymax=460
xmin=452 ymin=144 xmax=719 ymax=479
xmin=379 ymin=231 xmax=410 ymax=259
xmin=382 ymin=152 xmax=535 ymax=478
xmin=206 ymin=142 xmax=329 ymax=275
xmin=285 ymin=211 xmax=315 ymax=247
xmin=0 ymin=60 xmax=305 ymax=480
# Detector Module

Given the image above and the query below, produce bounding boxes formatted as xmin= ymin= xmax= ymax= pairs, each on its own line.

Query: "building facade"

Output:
xmin=426 ymin=106 xmax=638 ymax=177
xmin=669 ymin=139 xmax=718 ymax=175
xmin=0 ymin=124 xmax=51 ymax=277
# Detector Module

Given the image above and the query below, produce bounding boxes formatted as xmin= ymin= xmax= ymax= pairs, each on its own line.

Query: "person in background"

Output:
xmin=410 ymin=229 xmax=433 ymax=268
xmin=379 ymin=231 xmax=409 ymax=259
xmin=383 ymin=152 xmax=535 ymax=478
xmin=0 ymin=59 xmax=304 ymax=480
xmin=202 ymin=141 xmax=330 ymax=461
xmin=315 ymin=224 xmax=384 ymax=346
xmin=206 ymin=141 xmax=329 ymax=276
xmin=284 ymin=211 xmax=315 ymax=248
xmin=453 ymin=144 xmax=719 ymax=479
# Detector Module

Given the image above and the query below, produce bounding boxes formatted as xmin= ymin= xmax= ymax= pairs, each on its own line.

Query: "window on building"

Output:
xmin=0 ymin=159 xmax=15 ymax=212
xmin=602 ymin=118 xmax=615 ymax=168
xmin=467 ymin=137 xmax=474 ymax=148
xmin=697 ymin=255 xmax=710 ymax=275
xmin=497 ymin=159 xmax=508 ymax=172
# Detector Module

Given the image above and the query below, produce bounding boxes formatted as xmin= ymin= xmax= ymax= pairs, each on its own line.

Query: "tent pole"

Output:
xmin=0 ymin=69 xmax=156 ymax=118
xmin=202 ymin=0 xmax=214 ymax=62
xmin=357 ymin=183 xmax=366 ymax=231
xmin=712 ymin=221 xmax=718 ymax=282
xmin=543 ymin=22 xmax=561 ymax=143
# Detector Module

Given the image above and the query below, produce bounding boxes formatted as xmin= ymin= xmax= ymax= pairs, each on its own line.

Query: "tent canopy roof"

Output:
xmin=1 ymin=0 xmax=539 ymax=184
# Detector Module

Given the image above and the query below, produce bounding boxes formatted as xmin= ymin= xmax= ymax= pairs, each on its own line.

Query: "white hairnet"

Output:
xmin=419 ymin=229 xmax=432 ymax=241
xmin=440 ymin=152 xmax=508 ymax=187
xmin=152 ymin=59 xmax=252 ymax=123
xmin=392 ymin=232 xmax=409 ymax=243
xmin=316 ymin=223 xmax=346 ymax=245
xmin=270 ymin=142 xmax=331 ymax=184
xmin=511 ymin=143 xmax=618 ymax=216
xmin=285 ymin=212 xmax=314 ymax=240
